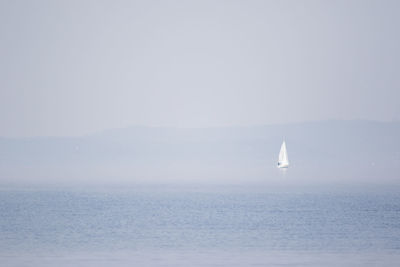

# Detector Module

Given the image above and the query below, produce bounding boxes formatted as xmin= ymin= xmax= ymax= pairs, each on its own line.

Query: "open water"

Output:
xmin=1 ymin=185 xmax=400 ymax=266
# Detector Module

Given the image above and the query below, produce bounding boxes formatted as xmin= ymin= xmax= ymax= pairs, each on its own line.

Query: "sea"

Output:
xmin=1 ymin=184 xmax=400 ymax=266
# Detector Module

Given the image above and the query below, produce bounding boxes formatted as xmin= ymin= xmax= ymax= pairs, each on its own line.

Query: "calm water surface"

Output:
xmin=1 ymin=185 xmax=400 ymax=266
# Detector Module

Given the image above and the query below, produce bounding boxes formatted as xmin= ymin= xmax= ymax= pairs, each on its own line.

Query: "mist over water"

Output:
xmin=1 ymin=121 xmax=399 ymax=266
xmin=1 ymin=121 xmax=399 ymax=187
xmin=1 ymin=122 xmax=399 ymax=266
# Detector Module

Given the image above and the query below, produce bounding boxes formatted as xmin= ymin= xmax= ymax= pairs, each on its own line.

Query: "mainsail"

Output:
xmin=277 ymin=141 xmax=289 ymax=168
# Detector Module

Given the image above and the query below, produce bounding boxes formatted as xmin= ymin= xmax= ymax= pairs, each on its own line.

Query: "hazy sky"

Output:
xmin=1 ymin=0 xmax=399 ymax=137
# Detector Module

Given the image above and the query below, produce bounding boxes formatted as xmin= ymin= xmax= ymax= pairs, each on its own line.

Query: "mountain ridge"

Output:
xmin=0 ymin=120 xmax=399 ymax=185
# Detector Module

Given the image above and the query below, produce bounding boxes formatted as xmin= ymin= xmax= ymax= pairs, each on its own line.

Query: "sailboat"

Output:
xmin=277 ymin=141 xmax=289 ymax=168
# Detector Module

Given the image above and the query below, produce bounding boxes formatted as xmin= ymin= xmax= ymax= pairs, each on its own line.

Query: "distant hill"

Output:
xmin=0 ymin=120 xmax=399 ymax=186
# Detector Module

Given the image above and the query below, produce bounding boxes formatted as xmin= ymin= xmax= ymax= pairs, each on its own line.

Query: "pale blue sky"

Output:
xmin=1 ymin=0 xmax=399 ymax=137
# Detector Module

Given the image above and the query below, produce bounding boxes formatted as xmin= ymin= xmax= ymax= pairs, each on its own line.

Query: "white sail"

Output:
xmin=277 ymin=141 xmax=289 ymax=168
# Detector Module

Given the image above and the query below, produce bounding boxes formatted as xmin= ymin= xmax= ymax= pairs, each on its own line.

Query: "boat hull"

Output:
xmin=277 ymin=163 xmax=289 ymax=168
